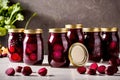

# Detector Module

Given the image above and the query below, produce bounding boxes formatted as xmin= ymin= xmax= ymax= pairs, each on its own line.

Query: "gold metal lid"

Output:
xmin=24 ymin=29 xmax=43 ymax=34
xmin=110 ymin=27 xmax=118 ymax=32
xmin=68 ymin=43 xmax=89 ymax=66
xmin=83 ymin=27 xmax=101 ymax=32
xmin=8 ymin=28 xmax=24 ymax=33
xmin=101 ymin=27 xmax=118 ymax=32
xmin=49 ymin=28 xmax=68 ymax=33
xmin=100 ymin=27 xmax=111 ymax=32
xmin=65 ymin=24 xmax=83 ymax=29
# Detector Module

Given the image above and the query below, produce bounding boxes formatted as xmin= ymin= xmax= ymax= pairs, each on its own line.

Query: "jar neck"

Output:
xmin=86 ymin=32 xmax=100 ymax=36
xmin=50 ymin=33 xmax=67 ymax=36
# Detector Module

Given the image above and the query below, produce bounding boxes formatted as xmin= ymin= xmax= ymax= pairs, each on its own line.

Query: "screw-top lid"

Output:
xmin=65 ymin=24 xmax=83 ymax=29
xmin=24 ymin=29 xmax=43 ymax=34
xmin=83 ymin=27 xmax=101 ymax=32
xmin=101 ymin=27 xmax=118 ymax=32
xmin=8 ymin=28 xmax=24 ymax=33
xmin=68 ymin=43 xmax=89 ymax=66
xmin=101 ymin=27 xmax=111 ymax=32
xmin=110 ymin=27 xmax=118 ymax=32
xmin=49 ymin=28 xmax=68 ymax=33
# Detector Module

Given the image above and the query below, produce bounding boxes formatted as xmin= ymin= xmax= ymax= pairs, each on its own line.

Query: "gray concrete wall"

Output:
xmin=8 ymin=0 xmax=120 ymax=54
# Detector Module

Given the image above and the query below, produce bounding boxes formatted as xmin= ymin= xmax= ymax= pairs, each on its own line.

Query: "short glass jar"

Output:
xmin=8 ymin=28 xmax=24 ymax=62
xmin=65 ymin=24 xmax=84 ymax=45
xmin=48 ymin=28 xmax=70 ymax=67
xmin=101 ymin=27 xmax=119 ymax=61
xmin=23 ymin=29 xmax=44 ymax=65
xmin=83 ymin=28 xmax=102 ymax=62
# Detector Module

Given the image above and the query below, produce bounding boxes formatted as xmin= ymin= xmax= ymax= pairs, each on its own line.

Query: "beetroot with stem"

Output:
xmin=5 ymin=67 xmax=15 ymax=76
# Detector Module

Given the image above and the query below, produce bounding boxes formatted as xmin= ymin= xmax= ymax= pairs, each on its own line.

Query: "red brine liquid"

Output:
xmin=23 ymin=29 xmax=44 ymax=65
xmin=48 ymin=28 xmax=70 ymax=67
xmin=65 ymin=24 xmax=84 ymax=45
xmin=8 ymin=29 xmax=24 ymax=62
xmin=101 ymin=27 xmax=119 ymax=61
xmin=84 ymin=28 xmax=102 ymax=62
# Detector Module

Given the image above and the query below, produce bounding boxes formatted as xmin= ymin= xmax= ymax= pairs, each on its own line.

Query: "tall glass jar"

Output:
xmin=65 ymin=24 xmax=84 ymax=45
xmin=83 ymin=28 xmax=102 ymax=62
xmin=101 ymin=27 xmax=119 ymax=61
xmin=23 ymin=29 xmax=44 ymax=65
xmin=8 ymin=28 xmax=24 ymax=62
xmin=48 ymin=28 xmax=70 ymax=67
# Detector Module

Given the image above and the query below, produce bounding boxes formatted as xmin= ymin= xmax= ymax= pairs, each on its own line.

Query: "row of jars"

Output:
xmin=7 ymin=24 xmax=119 ymax=67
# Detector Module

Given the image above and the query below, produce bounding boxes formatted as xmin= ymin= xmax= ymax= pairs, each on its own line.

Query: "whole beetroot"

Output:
xmin=97 ymin=65 xmax=106 ymax=74
xmin=38 ymin=67 xmax=47 ymax=76
xmin=77 ymin=66 xmax=86 ymax=74
xmin=5 ymin=67 xmax=15 ymax=76
xmin=106 ymin=66 xmax=118 ymax=75
xmin=22 ymin=66 xmax=32 ymax=76
xmin=16 ymin=66 xmax=22 ymax=73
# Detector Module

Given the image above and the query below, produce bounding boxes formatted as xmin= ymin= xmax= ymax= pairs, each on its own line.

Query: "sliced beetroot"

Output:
xmin=22 ymin=66 xmax=32 ymax=76
xmin=9 ymin=46 xmax=15 ymax=53
xmin=53 ymin=44 xmax=63 ymax=51
xmin=38 ymin=67 xmax=47 ymax=76
xmin=5 ymin=67 xmax=15 ymax=76
xmin=27 ymin=44 xmax=37 ymax=52
xmin=77 ymin=66 xmax=86 ymax=74
xmin=26 ymin=48 xmax=32 ymax=54
xmin=29 ymin=53 xmax=37 ymax=61
xmin=97 ymin=65 xmax=106 ymax=74
xmin=109 ymin=41 xmax=117 ymax=49
xmin=11 ymin=53 xmax=21 ymax=61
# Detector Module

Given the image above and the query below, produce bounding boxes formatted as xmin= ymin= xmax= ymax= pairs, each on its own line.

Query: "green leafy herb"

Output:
xmin=0 ymin=0 xmax=24 ymax=36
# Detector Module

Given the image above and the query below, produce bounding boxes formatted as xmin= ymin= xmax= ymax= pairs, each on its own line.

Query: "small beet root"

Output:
xmin=5 ymin=67 xmax=15 ymax=76
xmin=89 ymin=63 xmax=98 ymax=70
xmin=87 ymin=68 xmax=96 ymax=75
xmin=22 ymin=66 xmax=32 ymax=76
xmin=97 ymin=65 xmax=106 ymax=74
xmin=77 ymin=66 xmax=86 ymax=74
xmin=106 ymin=66 xmax=118 ymax=75
xmin=38 ymin=67 xmax=47 ymax=76
xmin=109 ymin=57 xmax=120 ymax=67
xmin=16 ymin=66 xmax=22 ymax=73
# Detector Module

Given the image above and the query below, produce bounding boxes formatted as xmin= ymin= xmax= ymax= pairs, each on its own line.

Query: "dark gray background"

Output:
xmin=2 ymin=0 xmax=120 ymax=54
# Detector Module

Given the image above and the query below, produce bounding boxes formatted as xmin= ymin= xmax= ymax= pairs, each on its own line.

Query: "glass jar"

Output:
xmin=8 ymin=28 xmax=24 ymax=62
xmin=65 ymin=24 xmax=84 ymax=45
xmin=48 ymin=28 xmax=70 ymax=67
xmin=101 ymin=27 xmax=119 ymax=61
xmin=23 ymin=29 xmax=44 ymax=65
xmin=83 ymin=28 xmax=102 ymax=62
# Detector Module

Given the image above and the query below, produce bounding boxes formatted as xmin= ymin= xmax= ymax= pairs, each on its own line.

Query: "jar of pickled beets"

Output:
xmin=48 ymin=28 xmax=70 ymax=67
xmin=65 ymin=24 xmax=84 ymax=45
xmin=23 ymin=29 xmax=44 ymax=65
xmin=8 ymin=28 xmax=24 ymax=62
xmin=83 ymin=28 xmax=102 ymax=62
xmin=101 ymin=27 xmax=119 ymax=61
